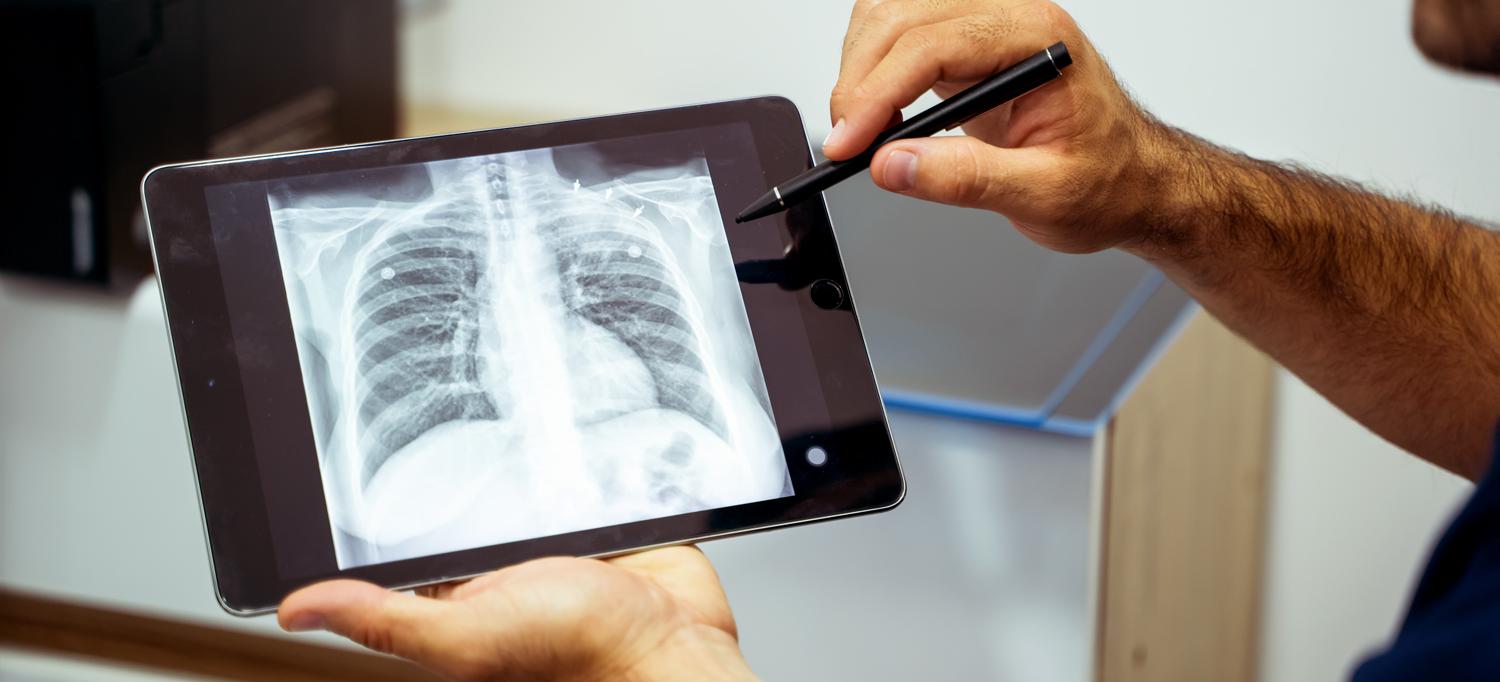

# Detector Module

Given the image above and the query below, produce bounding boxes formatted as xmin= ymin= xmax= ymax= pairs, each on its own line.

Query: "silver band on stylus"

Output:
xmin=1045 ymin=46 xmax=1059 ymax=74
xmin=773 ymin=186 xmax=785 ymax=207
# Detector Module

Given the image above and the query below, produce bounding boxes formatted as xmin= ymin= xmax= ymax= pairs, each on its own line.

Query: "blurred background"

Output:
xmin=2 ymin=0 xmax=1498 ymax=680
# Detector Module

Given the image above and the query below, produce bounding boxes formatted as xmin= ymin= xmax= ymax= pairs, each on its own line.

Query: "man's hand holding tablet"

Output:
xmin=279 ymin=547 xmax=754 ymax=682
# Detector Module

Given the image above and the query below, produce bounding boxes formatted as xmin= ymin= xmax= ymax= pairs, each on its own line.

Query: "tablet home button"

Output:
xmin=810 ymin=279 xmax=845 ymax=310
xmin=806 ymin=446 xmax=829 ymax=467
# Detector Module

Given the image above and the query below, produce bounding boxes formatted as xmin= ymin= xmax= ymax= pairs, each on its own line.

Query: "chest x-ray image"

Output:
xmin=267 ymin=135 xmax=790 ymax=569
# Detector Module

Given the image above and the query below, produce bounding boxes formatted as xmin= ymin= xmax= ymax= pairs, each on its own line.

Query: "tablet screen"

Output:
xmin=147 ymin=98 xmax=903 ymax=611
xmin=212 ymin=128 xmax=791 ymax=570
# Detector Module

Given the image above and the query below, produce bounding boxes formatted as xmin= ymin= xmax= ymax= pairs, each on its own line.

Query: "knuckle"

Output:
xmin=944 ymin=143 xmax=992 ymax=206
xmin=829 ymin=83 xmax=856 ymax=110
xmin=716 ymin=615 xmax=741 ymax=641
xmin=865 ymin=1 xmax=903 ymax=29
xmin=893 ymin=26 xmax=938 ymax=57
xmin=348 ymin=620 xmax=395 ymax=655
xmin=1035 ymin=1 xmax=1077 ymax=33
xmin=350 ymin=603 xmax=430 ymax=659
xmin=845 ymin=82 xmax=879 ymax=110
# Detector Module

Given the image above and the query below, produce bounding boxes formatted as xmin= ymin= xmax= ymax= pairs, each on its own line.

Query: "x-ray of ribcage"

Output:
xmin=268 ymin=143 xmax=790 ymax=568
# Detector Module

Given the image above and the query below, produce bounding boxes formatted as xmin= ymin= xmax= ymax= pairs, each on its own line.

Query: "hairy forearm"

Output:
xmin=1126 ymin=124 xmax=1500 ymax=479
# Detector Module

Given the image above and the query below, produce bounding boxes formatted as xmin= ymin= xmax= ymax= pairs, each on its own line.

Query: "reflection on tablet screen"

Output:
xmin=263 ymin=134 xmax=791 ymax=568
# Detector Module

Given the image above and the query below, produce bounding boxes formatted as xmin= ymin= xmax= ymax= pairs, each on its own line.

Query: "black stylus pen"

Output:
xmin=736 ymin=41 xmax=1072 ymax=224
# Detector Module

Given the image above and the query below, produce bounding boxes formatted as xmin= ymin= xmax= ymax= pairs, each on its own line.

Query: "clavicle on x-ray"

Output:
xmin=267 ymin=139 xmax=790 ymax=569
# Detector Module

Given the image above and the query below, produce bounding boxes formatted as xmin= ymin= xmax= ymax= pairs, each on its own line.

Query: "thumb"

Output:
xmin=870 ymin=136 xmax=1052 ymax=215
xmin=279 ymin=579 xmax=458 ymax=663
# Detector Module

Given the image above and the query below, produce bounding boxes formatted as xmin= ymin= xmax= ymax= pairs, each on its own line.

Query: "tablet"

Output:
xmin=142 ymin=96 xmax=904 ymax=615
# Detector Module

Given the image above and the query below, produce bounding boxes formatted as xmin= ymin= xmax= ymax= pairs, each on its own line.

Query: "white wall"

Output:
xmin=399 ymin=1 xmax=887 ymax=136
xmin=402 ymin=2 xmax=1500 ymax=680
xmin=1260 ymin=377 xmax=1469 ymax=681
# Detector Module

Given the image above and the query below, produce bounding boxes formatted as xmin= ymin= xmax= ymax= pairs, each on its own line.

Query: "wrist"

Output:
xmin=1119 ymin=123 xmax=1252 ymax=287
xmin=617 ymin=624 xmax=757 ymax=682
xmin=1119 ymin=123 xmax=1217 ymax=265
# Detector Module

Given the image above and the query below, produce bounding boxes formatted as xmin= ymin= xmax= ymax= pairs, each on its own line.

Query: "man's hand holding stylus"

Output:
xmin=824 ymin=0 xmax=1166 ymax=255
xmin=832 ymin=0 xmax=1500 ymax=477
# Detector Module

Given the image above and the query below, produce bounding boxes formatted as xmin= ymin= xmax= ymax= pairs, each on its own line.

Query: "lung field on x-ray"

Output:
xmin=268 ymin=139 xmax=788 ymax=569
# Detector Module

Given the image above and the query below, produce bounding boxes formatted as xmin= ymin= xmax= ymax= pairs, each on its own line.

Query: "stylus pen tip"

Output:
xmin=736 ymin=191 xmax=783 ymax=224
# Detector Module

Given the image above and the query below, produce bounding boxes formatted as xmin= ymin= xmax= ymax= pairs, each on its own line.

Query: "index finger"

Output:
xmin=838 ymin=0 xmax=879 ymax=66
xmin=828 ymin=3 xmax=1069 ymax=159
xmin=833 ymin=0 xmax=973 ymax=125
xmin=838 ymin=0 xmax=973 ymax=79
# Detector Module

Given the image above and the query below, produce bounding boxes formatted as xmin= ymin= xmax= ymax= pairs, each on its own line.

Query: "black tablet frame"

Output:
xmin=142 ymin=96 xmax=904 ymax=615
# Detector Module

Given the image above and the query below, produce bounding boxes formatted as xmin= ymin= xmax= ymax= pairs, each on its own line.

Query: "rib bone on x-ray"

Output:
xmin=269 ymin=142 xmax=789 ymax=568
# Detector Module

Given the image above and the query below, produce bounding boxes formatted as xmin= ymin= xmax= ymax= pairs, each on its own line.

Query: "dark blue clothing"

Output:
xmin=1352 ymin=428 xmax=1500 ymax=681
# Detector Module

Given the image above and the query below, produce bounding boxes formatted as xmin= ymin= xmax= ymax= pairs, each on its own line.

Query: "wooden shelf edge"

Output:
xmin=0 ymin=586 xmax=440 ymax=682
xmin=1096 ymin=312 xmax=1277 ymax=682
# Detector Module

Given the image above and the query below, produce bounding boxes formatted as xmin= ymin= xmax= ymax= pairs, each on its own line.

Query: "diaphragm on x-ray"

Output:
xmin=267 ymin=137 xmax=790 ymax=568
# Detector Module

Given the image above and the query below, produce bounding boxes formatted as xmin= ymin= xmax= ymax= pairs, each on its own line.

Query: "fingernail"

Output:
xmin=286 ymin=613 xmax=325 ymax=632
xmin=822 ymin=118 xmax=847 ymax=151
xmin=884 ymin=150 xmax=918 ymax=192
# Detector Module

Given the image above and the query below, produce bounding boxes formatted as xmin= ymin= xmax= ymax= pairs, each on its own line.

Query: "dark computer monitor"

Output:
xmin=0 ymin=0 xmax=398 ymax=287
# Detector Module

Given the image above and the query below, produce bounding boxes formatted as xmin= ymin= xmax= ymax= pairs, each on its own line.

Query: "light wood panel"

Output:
xmin=400 ymin=103 xmax=536 ymax=138
xmin=1096 ymin=312 xmax=1276 ymax=682
xmin=0 ymin=587 xmax=440 ymax=682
